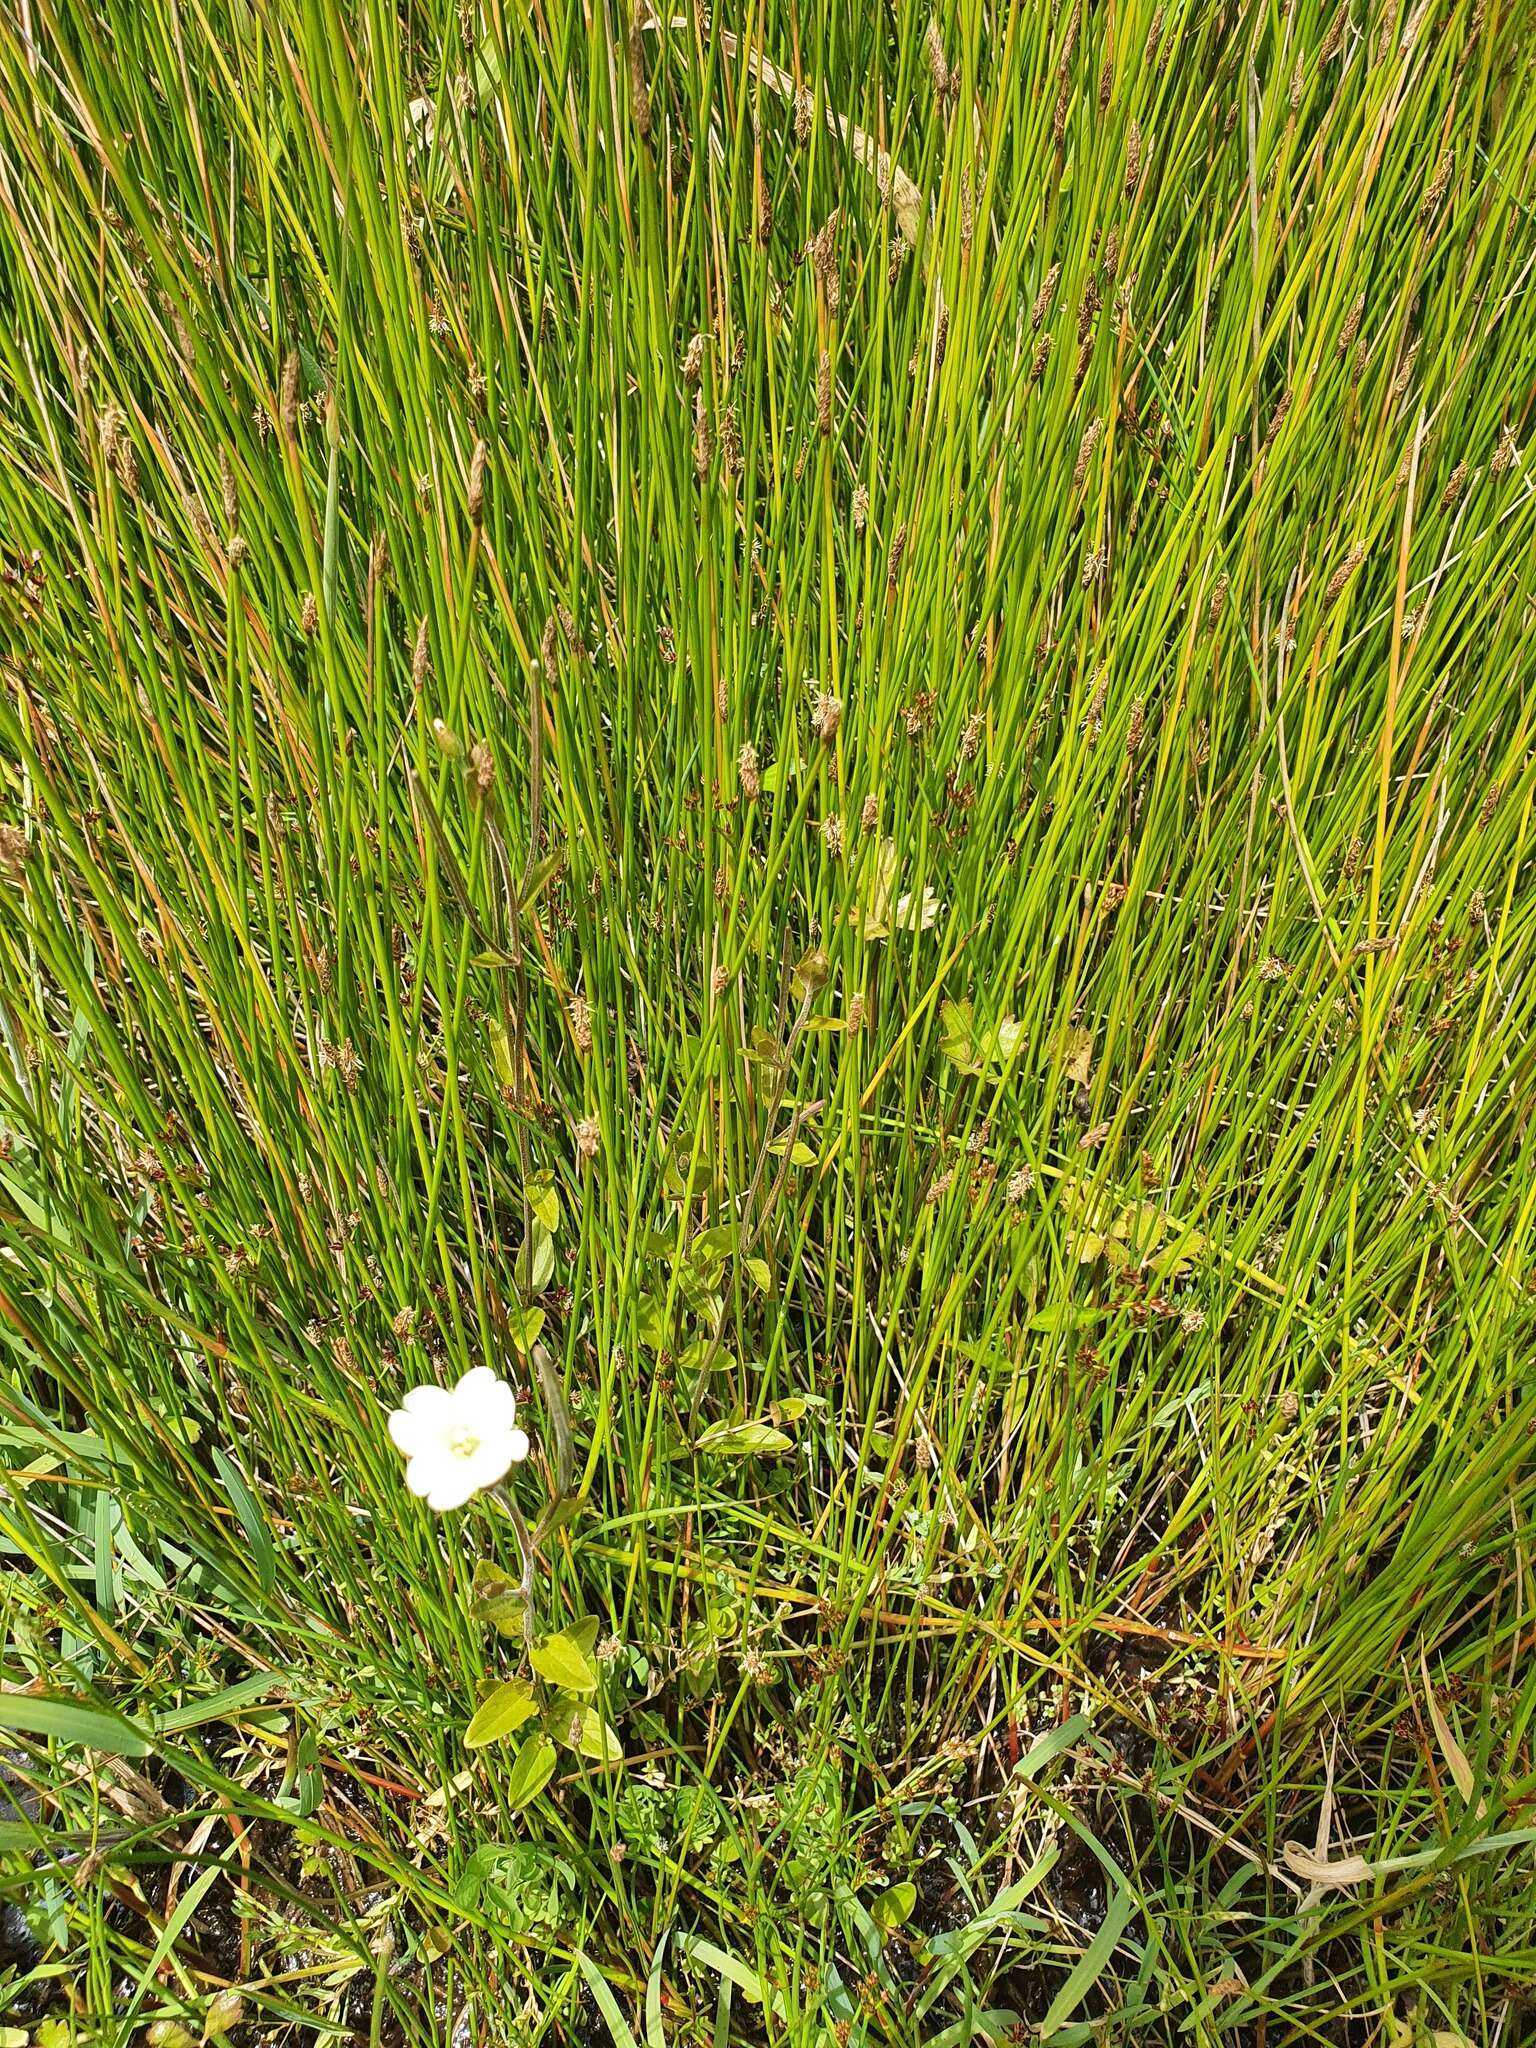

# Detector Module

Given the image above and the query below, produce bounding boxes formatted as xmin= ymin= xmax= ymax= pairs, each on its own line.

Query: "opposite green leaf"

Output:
xmin=530 ymin=1630 xmax=598 ymax=1692
xmin=503 ymin=1731 xmax=558 ymax=1809
xmin=466 ymin=1679 xmax=539 ymax=1748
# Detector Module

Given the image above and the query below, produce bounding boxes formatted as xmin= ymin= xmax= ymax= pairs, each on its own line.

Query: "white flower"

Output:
xmin=387 ymin=1366 xmax=529 ymax=1512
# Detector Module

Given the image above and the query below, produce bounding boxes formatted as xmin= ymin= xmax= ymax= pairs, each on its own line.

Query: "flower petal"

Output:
xmin=400 ymin=1383 xmax=453 ymax=1418
xmin=425 ymin=1463 xmax=483 ymax=1512
xmin=507 ymin=1426 xmax=530 ymax=1464
xmin=453 ymin=1365 xmax=501 ymax=1402
xmin=389 ymin=1406 xmax=441 ymax=1457
xmin=467 ymin=1377 xmax=517 ymax=1432
xmin=461 ymin=1434 xmax=517 ymax=1496
xmin=403 ymin=1450 xmax=450 ymax=1499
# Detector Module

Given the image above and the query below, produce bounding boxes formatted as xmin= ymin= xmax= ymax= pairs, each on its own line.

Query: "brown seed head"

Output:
xmin=1439 ymin=459 xmax=1470 ymax=511
xmin=1072 ymin=415 xmax=1103 ymax=491
xmin=1325 ymin=545 xmax=1365 ymax=603
xmin=811 ymin=690 xmax=842 ymax=744
xmin=738 ymin=740 xmax=761 ymax=800
xmin=1420 ymin=149 xmax=1453 ymax=221
xmin=0 ymin=825 xmax=33 ymax=876
xmin=887 ymin=523 xmax=907 ymax=590
xmin=721 ymin=404 xmax=743 ymax=478
xmin=695 ymin=391 xmax=713 ymax=478
xmin=280 ymin=351 xmax=300 ymax=437
xmin=925 ymin=19 xmax=951 ymax=102
xmin=1124 ymin=119 xmax=1142 ymax=197
xmin=628 ymin=18 xmax=652 ymax=141
xmin=1031 ymin=262 xmax=1061 ymax=330
xmin=1262 ymin=390 xmax=1292 ymax=453
xmin=412 ymin=617 xmax=430 ymax=691
xmin=1125 ymin=697 xmax=1145 ymax=757
xmin=467 ymin=438 xmax=487 ymax=525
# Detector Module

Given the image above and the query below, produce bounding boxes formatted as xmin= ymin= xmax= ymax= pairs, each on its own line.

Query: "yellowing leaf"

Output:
xmin=895 ymin=885 xmax=942 ymax=932
xmin=526 ymin=1174 xmax=560 ymax=1234
xmin=1052 ymin=1026 xmax=1094 ymax=1086
xmin=1419 ymin=1647 xmax=1483 ymax=1813
xmin=852 ymin=838 xmax=899 ymax=938
xmin=571 ymin=1707 xmax=624 ymax=1765
xmin=695 ymin=1420 xmax=793 ymax=1456
xmin=465 ymin=1679 xmax=538 ymax=1748
xmin=506 ymin=1304 xmax=545 ymax=1355
xmin=529 ymin=1631 xmax=598 ymax=1693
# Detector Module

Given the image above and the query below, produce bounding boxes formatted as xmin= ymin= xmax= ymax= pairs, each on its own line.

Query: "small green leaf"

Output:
xmin=466 ymin=1679 xmax=539 ymax=1748
xmin=766 ymin=1134 xmax=817 ymax=1165
xmin=548 ymin=1699 xmax=624 ymax=1765
xmin=530 ymin=1630 xmax=598 ymax=1693
xmin=694 ymin=1421 xmax=793 ymax=1456
xmin=503 ymin=1731 xmax=558 ymax=1809
xmin=568 ymin=1614 xmax=602 ymax=1661
xmin=506 ymin=1304 xmax=545 ymax=1355
xmin=472 ymin=1559 xmax=528 ymax=1638
xmin=693 ymin=1223 xmax=739 ymax=1259
xmin=518 ymin=851 xmax=563 ymax=909
xmin=741 ymin=1028 xmax=786 ymax=1070
xmin=526 ymin=1173 xmax=560 ymax=1234
xmin=635 ymin=1293 xmax=672 ymax=1351
xmin=1027 ymin=1304 xmax=1104 ymax=1333
xmin=872 ymin=1881 xmax=917 ymax=1930
xmin=515 ymin=1220 xmax=555 ymax=1293
xmin=489 ymin=1016 xmax=516 ymax=1091
xmin=744 ymin=1257 xmax=772 ymax=1293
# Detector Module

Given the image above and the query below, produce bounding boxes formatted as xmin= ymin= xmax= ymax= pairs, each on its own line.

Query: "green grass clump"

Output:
xmin=3 ymin=0 xmax=1536 ymax=2038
